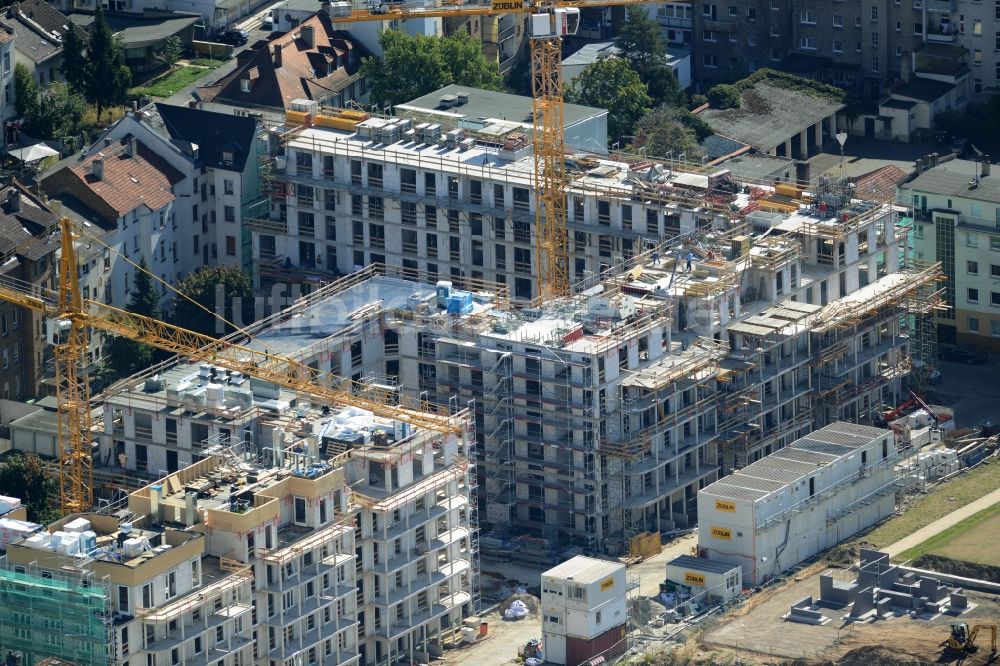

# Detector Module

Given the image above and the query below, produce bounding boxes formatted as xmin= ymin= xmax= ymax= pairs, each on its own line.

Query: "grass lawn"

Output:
xmin=854 ymin=458 xmax=1000 ymax=549
xmin=188 ymin=58 xmax=228 ymax=67
xmin=895 ymin=502 xmax=1000 ymax=565
xmin=130 ymin=62 xmax=223 ymax=98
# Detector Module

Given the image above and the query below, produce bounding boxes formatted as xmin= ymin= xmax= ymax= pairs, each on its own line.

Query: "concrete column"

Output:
xmin=868 ymin=254 xmax=878 ymax=281
xmin=814 ymin=121 xmax=823 ymax=150
xmin=799 ymin=129 xmax=810 ymax=159
xmin=784 ymin=137 xmax=793 ymax=158
xmin=769 ymin=146 xmax=778 ymax=157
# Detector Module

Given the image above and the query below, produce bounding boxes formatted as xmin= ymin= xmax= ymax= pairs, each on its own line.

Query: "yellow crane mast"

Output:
xmin=0 ymin=219 xmax=463 ymax=513
xmin=326 ymin=0 xmax=643 ymax=298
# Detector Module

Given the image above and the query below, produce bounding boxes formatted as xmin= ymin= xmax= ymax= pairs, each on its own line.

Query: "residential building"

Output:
xmin=42 ymin=105 xmax=265 ymax=321
xmin=50 ymin=0 xmax=262 ymax=31
xmin=697 ymin=422 xmax=897 ymax=585
xmin=903 ymin=155 xmax=1000 ymax=349
xmin=561 ymin=41 xmax=692 ymax=90
xmin=197 ymin=13 xmax=371 ymax=115
xmin=5 ymin=0 xmax=83 ymax=86
xmin=655 ymin=1 xmax=694 ymax=47
xmin=0 ymin=354 xmax=475 ymax=666
xmin=0 ymin=182 xmax=59 ymax=399
xmin=0 ymin=22 xmax=15 ymax=125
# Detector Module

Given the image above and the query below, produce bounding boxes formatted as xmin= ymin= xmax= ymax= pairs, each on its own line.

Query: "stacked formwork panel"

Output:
xmin=0 ymin=567 xmax=111 ymax=666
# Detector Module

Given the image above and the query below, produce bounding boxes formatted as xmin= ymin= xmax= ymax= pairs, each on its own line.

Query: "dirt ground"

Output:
xmin=689 ymin=565 xmax=1000 ymax=666
xmin=439 ymin=596 xmax=542 ymax=666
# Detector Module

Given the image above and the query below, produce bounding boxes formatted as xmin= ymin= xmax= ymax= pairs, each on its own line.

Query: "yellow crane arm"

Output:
xmin=0 ymin=278 xmax=461 ymax=436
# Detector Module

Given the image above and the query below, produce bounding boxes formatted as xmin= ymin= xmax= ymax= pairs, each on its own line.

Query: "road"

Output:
xmin=883 ymin=485 xmax=1000 ymax=558
xmin=931 ymin=356 xmax=1000 ymax=429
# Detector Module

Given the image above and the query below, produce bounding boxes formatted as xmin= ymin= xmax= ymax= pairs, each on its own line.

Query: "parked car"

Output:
xmin=939 ymin=347 xmax=988 ymax=364
xmin=219 ymin=29 xmax=248 ymax=46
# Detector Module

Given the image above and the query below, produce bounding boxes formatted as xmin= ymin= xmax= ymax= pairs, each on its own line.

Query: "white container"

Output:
xmin=24 ymin=534 xmax=49 ymax=549
xmin=0 ymin=494 xmax=22 ymax=515
xmin=123 ymin=537 xmax=145 ymax=557
xmin=64 ymin=517 xmax=91 ymax=534
xmin=80 ymin=530 xmax=98 ymax=554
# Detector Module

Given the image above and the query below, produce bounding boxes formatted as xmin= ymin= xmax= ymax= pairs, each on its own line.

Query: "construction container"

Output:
xmin=284 ymin=110 xmax=311 ymax=126
xmin=664 ymin=555 xmax=742 ymax=603
xmin=550 ymin=624 xmax=627 ymax=666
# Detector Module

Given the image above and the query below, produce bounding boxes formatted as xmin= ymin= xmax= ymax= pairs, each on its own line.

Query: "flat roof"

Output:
xmin=700 ymin=422 xmax=889 ymax=503
xmin=398 ymin=84 xmax=607 ymax=130
xmin=667 ymin=555 xmax=740 ymax=575
xmin=543 ymin=555 xmax=623 ymax=583
xmin=699 ymin=81 xmax=845 ymax=153
xmin=900 ymin=159 xmax=1000 ymax=205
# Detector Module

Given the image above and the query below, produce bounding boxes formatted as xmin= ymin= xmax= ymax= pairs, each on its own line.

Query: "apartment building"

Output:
xmin=42 ymin=106 xmax=264 ymax=316
xmin=0 ymin=182 xmax=59 ymax=399
xmin=1 ymin=394 xmax=475 ymax=666
xmin=690 ymin=0 xmax=993 ymax=102
xmin=249 ymin=113 xmax=732 ymax=299
xmin=904 ymin=156 xmax=1000 ymax=348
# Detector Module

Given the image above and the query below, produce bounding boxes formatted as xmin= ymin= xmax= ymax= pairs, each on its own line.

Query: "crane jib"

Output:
xmin=491 ymin=0 xmax=524 ymax=9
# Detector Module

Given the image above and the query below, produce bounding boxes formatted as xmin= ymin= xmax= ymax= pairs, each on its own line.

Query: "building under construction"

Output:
xmin=0 ymin=398 xmax=477 ymax=666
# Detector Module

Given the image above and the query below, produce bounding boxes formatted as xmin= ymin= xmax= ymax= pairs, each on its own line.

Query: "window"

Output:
xmin=975 ymin=49 xmax=983 ymax=65
xmin=746 ymin=7 xmax=755 ymax=18
xmin=800 ymin=36 xmax=817 ymax=50
xmin=895 ymin=21 xmax=901 ymax=31
xmin=833 ymin=39 xmax=844 ymax=52
xmin=969 ymin=260 xmax=980 ymax=274
xmin=703 ymin=54 xmax=718 ymax=68
xmin=969 ymin=287 xmax=980 ymax=303
xmin=166 ymin=571 xmax=176 ymax=600
xmin=142 ymin=583 xmax=153 ymax=607
xmin=728 ymin=5 xmax=737 ymax=16
xmin=969 ymin=316 xmax=980 ymax=333
xmin=833 ymin=14 xmax=844 ymax=27
xmin=976 ymin=78 xmax=984 ymax=94
xmin=871 ymin=55 xmax=880 ymax=72
xmin=118 ymin=585 xmax=129 ymax=613
xmin=973 ymin=203 xmax=983 ymax=217
xmin=871 ymin=32 xmax=879 ymax=46
xmin=224 ymin=205 xmax=235 ymax=222
xmin=294 ymin=496 xmax=307 ymax=525
xmin=992 ymin=292 xmax=1000 ymax=307
xmin=226 ymin=236 xmax=236 ymax=256
xmin=800 ymin=9 xmax=815 ymax=23
xmin=993 ymin=320 xmax=1000 ymax=337
xmin=973 ymin=19 xmax=982 ymax=35
xmin=991 ymin=235 xmax=1000 ymax=250
xmin=871 ymin=5 xmax=878 ymax=20
xmin=703 ymin=29 xmax=717 ymax=42
xmin=968 ymin=233 xmax=979 ymax=247
xmin=223 ymin=179 xmax=234 ymax=195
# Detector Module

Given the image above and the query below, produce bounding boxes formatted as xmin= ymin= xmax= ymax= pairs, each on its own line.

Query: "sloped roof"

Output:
xmin=6 ymin=0 xmax=82 ymax=64
xmin=199 ymin=13 xmax=369 ymax=111
xmin=0 ymin=182 xmax=59 ymax=262
xmin=151 ymin=103 xmax=258 ymax=172
xmin=852 ymin=164 xmax=910 ymax=201
xmin=67 ymin=138 xmax=184 ymax=217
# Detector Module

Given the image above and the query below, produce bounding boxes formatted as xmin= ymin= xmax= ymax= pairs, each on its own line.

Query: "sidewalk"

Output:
xmin=883 ymin=485 xmax=1000 ymax=558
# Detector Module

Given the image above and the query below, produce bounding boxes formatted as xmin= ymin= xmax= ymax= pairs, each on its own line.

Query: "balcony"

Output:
xmin=703 ymin=18 xmax=736 ymax=32
xmin=925 ymin=23 xmax=956 ymax=42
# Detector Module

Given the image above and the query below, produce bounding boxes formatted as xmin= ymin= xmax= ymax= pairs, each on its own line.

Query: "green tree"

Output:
xmin=13 ymin=63 xmax=38 ymax=119
xmin=155 ymin=35 xmax=183 ymax=68
xmin=565 ymin=58 xmax=651 ymax=143
xmin=85 ymin=7 xmax=132 ymax=120
xmin=61 ymin=26 xmax=87 ymax=91
xmin=615 ymin=7 xmax=684 ymax=107
xmin=0 ymin=452 xmax=59 ymax=524
xmin=107 ymin=257 xmax=159 ymax=377
xmin=173 ymin=266 xmax=253 ymax=337
xmin=706 ymin=83 xmax=741 ymax=109
xmin=361 ymin=30 xmax=502 ymax=108
xmin=633 ymin=104 xmax=705 ymax=160
xmin=23 ymin=82 xmax=86 ymax=140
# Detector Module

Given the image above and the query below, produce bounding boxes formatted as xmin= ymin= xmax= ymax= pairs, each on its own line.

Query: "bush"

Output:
xmin=707 ymin=84 xmax=741 ymax=109
xmin=688 ymin=94 xmax=708 ymax=109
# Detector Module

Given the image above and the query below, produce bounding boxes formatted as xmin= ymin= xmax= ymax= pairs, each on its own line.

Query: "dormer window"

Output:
xmin=222 ymin=150 xmax=234 ymax=163
xmin=240 ymin=78 xmax=252 ymax=93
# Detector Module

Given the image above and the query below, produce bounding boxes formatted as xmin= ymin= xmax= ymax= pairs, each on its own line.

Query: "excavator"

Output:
xmin=941 ymin=623 xmax=998 ymax=661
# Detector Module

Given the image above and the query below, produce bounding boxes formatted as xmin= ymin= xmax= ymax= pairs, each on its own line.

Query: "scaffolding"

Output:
xmin=0 ymin=565 xmax=112 ymax=666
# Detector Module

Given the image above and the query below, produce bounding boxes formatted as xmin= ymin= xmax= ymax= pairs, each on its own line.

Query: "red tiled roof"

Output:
xmin=200 ymin=13 xmax=369 ymax=111
xmin=68 ymin=138 xmax=184 ymax=217
xmin=852 ymin=165 xmax=910 ymax=202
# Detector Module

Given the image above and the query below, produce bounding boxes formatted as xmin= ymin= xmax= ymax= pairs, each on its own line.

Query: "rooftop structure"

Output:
xmin=395 ymin=84 xmax=609 ymax=151
xmin=5 ymin=0 xmax=83 ymax=85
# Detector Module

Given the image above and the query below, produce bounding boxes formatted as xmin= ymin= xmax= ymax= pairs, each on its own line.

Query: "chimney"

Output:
xmin=91 ymin=156 xmax=104 ymax=180
xmin=915 ymin=157 xmax=925 ymax=174
xmin=930 ymin=152 xmax=939 ymax=167
xmin=300 ymin=24 xmax=314 ymax=48
xmin=6 ymin=188 xmax=19 ymax=213
xmin=125 ymin=136 xmax=137 ymax=157
xmin=273 ymin=43 xmax=282 ymax=67
xmin=983 ymin=156 xmax=991 ymax=178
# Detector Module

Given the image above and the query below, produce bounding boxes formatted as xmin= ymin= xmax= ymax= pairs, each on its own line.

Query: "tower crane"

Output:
xmin=325 ymin=0 xmax=646 ymax=298
xmin=0 ymin=219 xmax=463 ymax=514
